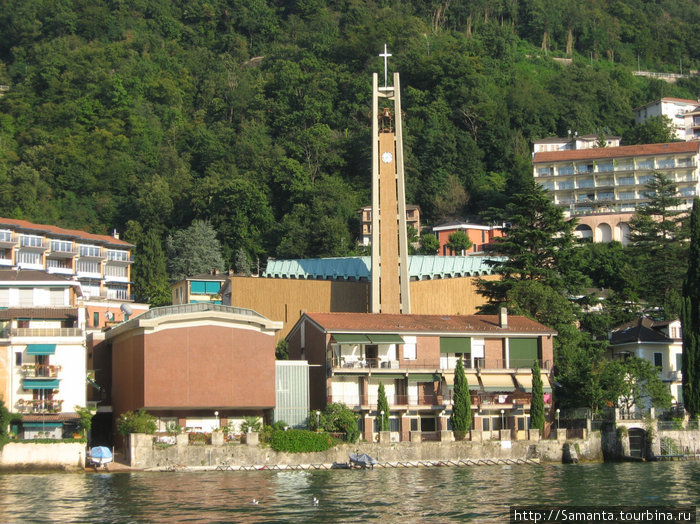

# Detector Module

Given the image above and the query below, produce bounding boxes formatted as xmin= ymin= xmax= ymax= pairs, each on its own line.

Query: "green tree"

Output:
xmin=128 ymin=223 xmax=171 ymax=307
xmin=376 ymin=382 xmax=390 ymax=432
xmin=166 ymin=220 xmax=225 ymax=280
xmin=234 ymin=247 xmax=252 ymax=276
xmin=682 ymin=198 xmax=700 ymax=418
xmin=116 ymin=409 xmax=157 ymax=436
xmin=478 ymin=180 xmax=585 ymax=310
xmin=617 ymin=357 xmax=673 ymax=412
xmin=446 ymin=230 xmax=473 ymax=255
xmin=275 ymin=339 xmax=289 ymax=360
xmin=628 ymin=172 xmax=689 ymax=316
xmin=530 ymin=359 xmax=545 ymax=432
xmin=623 ymin=116 xmax=675 ymax=145
xmin=316 ymin=402 xmax=360 ymax=442
xmin=75 ymin=405 xmax=95 ymax=439
xmin=450 ymin=356 xmax=471 ymax=438
xmin=419 ymin=232 xmax=440 ymax=255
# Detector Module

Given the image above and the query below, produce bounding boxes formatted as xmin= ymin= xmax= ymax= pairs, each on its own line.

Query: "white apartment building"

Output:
xmin=634 ymin=97 xmax=700 ymax=141
xmin=0 ymin=217 xmax=133 ymax=302
xmin=533 ymin=141 xmax=700 ymax=244
xmin=0 ymin=270 xmax=87 ymax=439
xmin=533 ymin=134 xmax=620 ymax=153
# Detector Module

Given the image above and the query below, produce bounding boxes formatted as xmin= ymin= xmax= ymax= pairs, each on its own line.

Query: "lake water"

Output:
xmin=1 ymin=462 xmax=698 ymax=523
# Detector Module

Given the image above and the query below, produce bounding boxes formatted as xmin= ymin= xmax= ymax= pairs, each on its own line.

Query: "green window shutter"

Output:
xmin=440 ymin=337 xmax=470 ymax=353
xmin=676 ymin=353 xmax=683 ymax=371
xmin=509 ymin=338 xmax=539 ymax=366
xmin=190 ymin=281 xmax=206 ymax=293
xmin=205 ymin=281 xmax=221 ymax=293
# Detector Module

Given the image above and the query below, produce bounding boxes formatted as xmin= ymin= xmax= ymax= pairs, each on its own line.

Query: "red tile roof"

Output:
xmin=0 ymin=217 xmax=132 ymax=247
xmin=304 ymin=312 xmax=556 ymax=335
xmin=533 ymin=141 xmax=700 ymax=164
xmin=0 ymin=307 xmax=78 ymax=320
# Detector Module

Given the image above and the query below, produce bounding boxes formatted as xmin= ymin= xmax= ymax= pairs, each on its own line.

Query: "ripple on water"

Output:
xmin=0 ymin=462 xmax=699 ymax=522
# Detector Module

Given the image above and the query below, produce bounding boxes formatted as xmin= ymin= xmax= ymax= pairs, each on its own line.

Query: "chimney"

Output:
xmin=112 ymin=229 xmax=119 ymax=240
xmin=499 ymin=307 xmax=508 ymax=328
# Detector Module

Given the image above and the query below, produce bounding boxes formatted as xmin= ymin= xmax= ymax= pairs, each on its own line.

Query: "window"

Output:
xmin=0 ymin=230 xmax=12 ymax=242
xmin=577 ymin=179 xmax=594 ymax=188
xmin=557 ymin=165 xmax=575 ymax=176
xmin=18 ymin=288 xmax=33 ymax=307
xmin=618 ymin=176 xmax=635 ymax=186
xmin=657 ymin=158 xmax=674 ymax=169
xmin=597 ymin=162 xmax=614 ymax=172
xmin=420 ymin=417 xmax=436 ymax=432
xmin=104 ymin=265 xmax=127 ymax=278
xmin=402 ymin=336 xmax=417 ymax=360
xmin=50 ymin=240 xmax=72 ymax=252
xmin=79 ymin=245 xmax=101 ymax=257
xmin=482 ymin=418 xmax=490 ymax=431
xmin=47 ymin=258 xmax=71 ymax=270
xmin=676 ymin=353 xmax=682 ymax=371
xmin=49 ymin=288 xmax=65 ymax=306
xmin=637 ymin=160 xmax=654 ymax=170
xmin=77 ymin=260 xmax=99 ymax=274
xmin=536 ymin=167 xmax=553 ymax=177
xmin=598 ymin=192 xmax=614 ymax=201
xmin=654 ymin=353 xmax=663 ymax=368
xmin=557 ymin=181 xmax=574 ymax=190
xmin=20 ymin=235 xmax=43 ymax=248
xmin=410 ymin=418 xmax=418 ymax=432
xmin=93 ymin=312 xmax=99 ymax=327
xmin=619 ymin=191 xmax=636 ymax=200
xmin=15 ymin=352 xmax=22 ymax=366
xmin=17 ymin=251 xmax=41 ymax=266
xmin=107 ymin=249 xmax=129 ymax=261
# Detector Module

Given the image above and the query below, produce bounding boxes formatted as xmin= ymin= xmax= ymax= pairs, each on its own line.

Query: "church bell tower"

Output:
xmin=371 ymin=45 xmax=411 ymax=314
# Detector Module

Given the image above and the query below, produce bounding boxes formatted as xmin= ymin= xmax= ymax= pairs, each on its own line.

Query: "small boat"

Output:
xmin=89 ymin=446 xmax=113 ymax=470
xmin=349 ymin=452 xmax=377 ymax=469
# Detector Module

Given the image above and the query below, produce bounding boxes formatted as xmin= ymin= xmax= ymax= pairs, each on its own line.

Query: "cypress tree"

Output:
xmin=682 ymin=198 xmax=700 ymax=418
xmin=530 ymin=359 xmax=545 ymax=432
xmin=450 ymin=357 xmax=471 ymax=439
xmin=376 ymin=382 xmax=390 ymax=432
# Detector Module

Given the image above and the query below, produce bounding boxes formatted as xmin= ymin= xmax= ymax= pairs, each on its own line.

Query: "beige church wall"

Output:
xmin=409 ymin=275 xmax=496 ymax=316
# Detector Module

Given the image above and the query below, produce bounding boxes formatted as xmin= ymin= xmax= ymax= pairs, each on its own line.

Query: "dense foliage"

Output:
xmin=530 ymin=359 xmax=545 ymax=432
xmin=269 ymin=428 xmax=339 ymax=453
xmin=1 ymin=0 xmax=699 ymax=276
xmin=116 ymin=409 xmax=157 ymax=436
xmin=376 ymin=382 xmax=389 ymax=432
xmin=682 ymin=199 xmax=700 ymax=418
xmin=309 ymin=402 xmax=360 ymax=442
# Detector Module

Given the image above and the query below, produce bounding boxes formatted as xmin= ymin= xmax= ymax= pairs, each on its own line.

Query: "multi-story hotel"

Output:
xmin=532 ymin=141 xmax=700 ymax=243
xmin=0 ymin=217 xmax=133 ymax=302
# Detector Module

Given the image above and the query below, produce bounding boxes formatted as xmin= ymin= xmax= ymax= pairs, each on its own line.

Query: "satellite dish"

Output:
xmin=120 ymin=303 xmax=133 ymax=316
xmin=105 ymin=311 xmax=114 ymax=321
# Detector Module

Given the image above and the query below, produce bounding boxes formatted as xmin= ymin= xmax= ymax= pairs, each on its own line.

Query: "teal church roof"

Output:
xmin=263 ymin=256 xmax=503 ymax=281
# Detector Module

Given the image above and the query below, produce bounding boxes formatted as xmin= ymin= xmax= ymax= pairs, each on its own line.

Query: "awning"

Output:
xmin=440 ymin=337 xmax=470 ymax=353
xmin=26 ymin=344 xmax=56 ymax=355
xmin=87 ymin=375 xmax=101 ymax=390
xmin=22 ymin=422 xmax=63 ymax=428
xmin=478 ymin=374 xmax=516 ymax=392
xmin=408 ymin=373 xmax=440 ymax=382
xmin=515 ymin=373 xmax=553 ymax=393
xmin=369 ymin=374 xmax=405 ymax=380
xmin=444 ymin=372 xmax=478 ymax=386
xmin=23 ymin=379 xmax=60 ymax=390
xmin=332 ymin=333 xmax=370 ymax=344
xmin=366 ymin=334 xmax=404 ymax=344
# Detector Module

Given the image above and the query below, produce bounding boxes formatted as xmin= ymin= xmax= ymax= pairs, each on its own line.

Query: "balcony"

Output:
xmin=10 ymin=327 xmax=83 ymax=338
xmin=328 ymin=393 xmax=449 ymax=409
xmin=20 ymin=364 xmax=62 ymax=378
xmin=15 ymin=399 xmax=64 ymax=414
xmin=18 ymin=239 xmax=48 ymax=251
xmin=331 ymin=357 xmax=552 ymax=372
xmin=0 ymin=233 xmax=18 ymax=249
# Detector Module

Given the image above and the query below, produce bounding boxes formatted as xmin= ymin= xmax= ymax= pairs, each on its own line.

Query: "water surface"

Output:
xmin=2 ymin=462 xmax=699 ymax=522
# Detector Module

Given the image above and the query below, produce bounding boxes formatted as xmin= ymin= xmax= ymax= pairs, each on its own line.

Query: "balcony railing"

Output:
xmin=20 ymin=364 xmax=61 ymax=378
xmin=331 ymin=357 xmax=552 ymax=371
xmin=10 ymin=328 xmax=83 ymax=337
xmin=327 ymin=392 xmax=541 ymax=409
xmin=15 ymin=399 xmax=63 ymax=413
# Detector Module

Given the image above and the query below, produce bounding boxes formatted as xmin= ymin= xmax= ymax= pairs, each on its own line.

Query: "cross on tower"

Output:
xmin=379 ymin=44 xmax=392 ymax=88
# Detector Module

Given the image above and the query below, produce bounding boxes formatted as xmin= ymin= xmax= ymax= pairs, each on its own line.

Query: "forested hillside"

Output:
xmin=1 ymin=0 xmax=699 ymax=270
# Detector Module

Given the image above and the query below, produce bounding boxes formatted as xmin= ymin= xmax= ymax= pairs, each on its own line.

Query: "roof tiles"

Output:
xmin=533 ymin=141 xmax=700 ymax=164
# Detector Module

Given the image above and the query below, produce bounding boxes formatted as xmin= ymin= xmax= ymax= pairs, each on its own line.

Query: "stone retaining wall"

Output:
xmin=129 ymin=432 xmax=603 ymax=470
xmin=0 ymin=442 xmax=86 ymax=471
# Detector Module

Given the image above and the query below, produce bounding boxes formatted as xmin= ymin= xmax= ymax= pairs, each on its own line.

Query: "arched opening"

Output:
xmin=618 ymin=223 xmax=631 ymax=246
xmin=574 ymin=224 xmax=593 ymax=241
xmin=596 ymin=223 xmax=612 ymax=243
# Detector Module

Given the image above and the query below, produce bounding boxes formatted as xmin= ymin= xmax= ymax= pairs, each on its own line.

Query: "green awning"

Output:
xmin=509 ymin=338 xmax=539 ymax=367
xmin=408 ymin=373 xmax=439 ymax=382
xmin=366 ymin=334 xmax=404 ymax=344
xmin=87 ymin=375 xmax=101 ymax=390
xmin=23 ymin=422 xmax=62 ymax=428
xmin=26 ymin=344 xmax=56 ymax=355
xmin=371 ymin=374 xmax=405 ymax=379
xmin=440 ymin=337 xmax=470 ymax=353
xmin=332 ymin=334 xmax=370 ymax=344
xmin=23 ymin=379 xmax=60 ymax=390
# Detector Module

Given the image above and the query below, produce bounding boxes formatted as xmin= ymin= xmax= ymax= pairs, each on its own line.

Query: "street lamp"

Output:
xmin=214 ymin=411 xmax=219 ymax=429
xmin=316 ymin=410 xmax=321 ymax=432
xmin=500 ymin=409 xmax=505 ymax=430
xmin=556 ymin=408 xmax=561 ymax=430
xmin=380 ymin=410 xmax=385 ymax=432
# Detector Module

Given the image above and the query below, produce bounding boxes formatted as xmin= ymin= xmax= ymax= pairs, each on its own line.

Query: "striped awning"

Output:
xmin=23 ymin=378 xmax=60 ymax=390
xmin=478 ymin=374 xmax=516 ymax=392
xmin=444 ymin=372 xmax=478 ymax=386
xmin=515 ymin=373 xmax=553 ymax=393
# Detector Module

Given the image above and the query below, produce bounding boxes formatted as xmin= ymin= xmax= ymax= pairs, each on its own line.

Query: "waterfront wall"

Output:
xmin=0 ymin=442 xmax=85 ymax=471
xmin=128 ymin=432 xmax=603 ymax=470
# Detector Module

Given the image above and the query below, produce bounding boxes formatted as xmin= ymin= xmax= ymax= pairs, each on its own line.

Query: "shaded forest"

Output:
xmin=1 ymin=0 xmax=700 ymax=269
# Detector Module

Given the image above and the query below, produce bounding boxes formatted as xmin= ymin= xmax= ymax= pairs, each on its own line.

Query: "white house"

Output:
xmin=634 ymin=97 xmax=699 ymax=141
